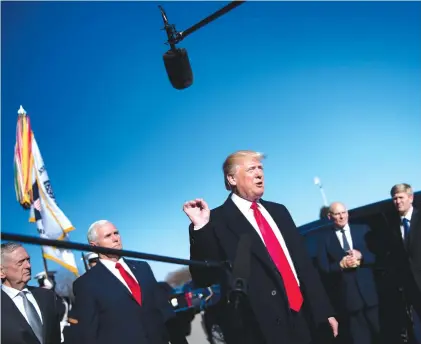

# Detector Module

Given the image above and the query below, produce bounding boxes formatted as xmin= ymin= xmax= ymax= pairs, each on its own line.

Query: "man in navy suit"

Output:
xmin=183 ymin=150 xmax=338 ymax=344
xmin=317 ymin=202 xmax=379 ymax=344
xmin=69 ymin=220 xmax=188 ymax=344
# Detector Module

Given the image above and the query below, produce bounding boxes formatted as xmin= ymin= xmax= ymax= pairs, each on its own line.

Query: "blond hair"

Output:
xmin=390 ymin=183 xmax=413 ymax=197
xmin=222 ymin=150 xmax=266 ymax=190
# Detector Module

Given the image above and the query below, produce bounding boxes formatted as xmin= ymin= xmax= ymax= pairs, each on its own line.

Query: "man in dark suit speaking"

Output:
xmin=1 ymin=242 xmax=61 ymax=344
xmin=317 ymin=202 xmax=379 ymax=344
xmin=70 ymin=220 xmax=187 ymax=344
xmin=183 ymin=150 xmax=338 ymax=344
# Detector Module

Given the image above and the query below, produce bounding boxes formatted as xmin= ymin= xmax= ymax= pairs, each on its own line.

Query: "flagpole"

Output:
xmin=41 ymin=247 xmax=49 ymax=275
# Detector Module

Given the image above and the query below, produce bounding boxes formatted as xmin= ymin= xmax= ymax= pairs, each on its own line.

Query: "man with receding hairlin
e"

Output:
xmin=317 ymin=202 xmax=379 ymax=344
xmin=183 ymin=150 xmax=338 ymax=344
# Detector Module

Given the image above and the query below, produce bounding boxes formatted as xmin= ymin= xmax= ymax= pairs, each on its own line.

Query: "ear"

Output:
xmin=227 ymin=174 xmax=237 ymax=188
xmin=89 ymin=242 xmax=97 ymax=247
xmin=327 ymin=213 xmax=332 ymax=220
xmin=0 ymin=265 xmax=6 ymax=279
xmin=409 ymin=194 xmax=414 ymax=204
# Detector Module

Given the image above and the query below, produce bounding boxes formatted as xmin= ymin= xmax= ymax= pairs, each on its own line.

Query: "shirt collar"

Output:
xmin=401 ymin=206 xmax=414 ymax=221
xmin=100 ymin=257 xmax=125 ymax=268
xmin=335 ymin=223 xmax=350 ymax=232
xmin=231 ymin=193 xmax=260 ymax=213
xmin=1 ymin=284 xmax=29 ymax=299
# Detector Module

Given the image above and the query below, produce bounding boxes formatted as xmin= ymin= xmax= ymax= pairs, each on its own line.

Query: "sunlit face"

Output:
xmin=392 ymin=192 xmax=413 ymax=216
xmin=91 ymin=222 xmax=122 ymax=250
xmin=329 ymin=203 xmax=349 ymax=229
xmin=227 ymin=157 xmax=264 ymax=202
xmin=0 ymin=247 xmax=32 ymax=289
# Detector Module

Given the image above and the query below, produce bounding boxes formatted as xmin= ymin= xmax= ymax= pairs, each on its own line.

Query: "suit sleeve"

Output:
xmin=189 ymin=220 xmax=226 ymax=288
xmin=71 ymin=278 xmax=99 ymax=344
xmin=280 ymin=205 xmax=335 ymax=323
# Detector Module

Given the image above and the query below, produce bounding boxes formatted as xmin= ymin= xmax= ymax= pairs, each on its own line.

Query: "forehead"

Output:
xmin=97 ymin=222 xmax=117 ymax=236
xmin=237 ymin=157 xmax=262 ymax=168
xmin=331 ymin=204 xmax=347 ymax=213
xmin=5 ymin=247 xmax=29 ymax=263
xmin=393 ymin=192 xmax=411 ymax=199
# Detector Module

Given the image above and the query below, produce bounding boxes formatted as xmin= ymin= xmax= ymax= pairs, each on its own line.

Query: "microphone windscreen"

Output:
xmin=163 ymin=48 xmax=193 ymax=90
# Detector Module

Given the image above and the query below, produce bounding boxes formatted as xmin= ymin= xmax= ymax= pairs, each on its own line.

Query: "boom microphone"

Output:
xmin=159 ymin=6 xmax=193 ymax=90
xmin=163 ymin=48 xmax=193 ymax=90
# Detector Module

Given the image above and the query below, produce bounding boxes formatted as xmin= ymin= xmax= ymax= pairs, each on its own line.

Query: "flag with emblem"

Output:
xmin=14 ymin=105 xmax=79 ymax=276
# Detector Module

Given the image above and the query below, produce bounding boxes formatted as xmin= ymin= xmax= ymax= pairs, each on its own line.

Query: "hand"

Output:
xmin=348 ymin=249 xmax=362 ymax=260
xmin=345 ymin=255 xmax=360 ymax=268
xmin=340 ymin=256 xmax=359 ymax=269
xmin=183 ymin=199 xmax=210 ymax=227
xmin=328 ymin=317 xmax=339 ymax=337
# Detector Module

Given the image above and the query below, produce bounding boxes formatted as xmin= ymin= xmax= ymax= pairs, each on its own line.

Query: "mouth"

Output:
xmin=255 ymin=181 xmax=264 ymax=187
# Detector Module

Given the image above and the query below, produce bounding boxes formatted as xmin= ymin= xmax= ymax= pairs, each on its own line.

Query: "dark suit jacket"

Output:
xmin=70 ymin=259 xmax=176 ymax=344
xmin=189 ymin=196 xmax=334 ymax=344
xmin=386 ymin=207 xmax=421 ymax=313
xmin=316 ymin=224 xmax=378 ymax=313
xmin=1 ymin=287 xmax=61 ymax=344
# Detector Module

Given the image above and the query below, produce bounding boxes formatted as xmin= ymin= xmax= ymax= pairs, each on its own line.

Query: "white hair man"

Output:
xmin=69 ymin=220 xmax=188 ymax=344
xmin=1 ymin=242 xmax=61 ymax=344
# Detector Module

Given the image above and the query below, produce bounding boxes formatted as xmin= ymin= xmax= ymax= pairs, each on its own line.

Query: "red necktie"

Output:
xmin=115 ymin=262 xmax=142 ymax=305
xmin=251 ymin=202 xmax=303 ymax=311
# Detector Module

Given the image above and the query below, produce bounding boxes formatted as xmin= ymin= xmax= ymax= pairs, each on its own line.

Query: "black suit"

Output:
xmin=386 ymin=207 xmax=421 ymax=342
xmin=69 ymin=259 xmax=184 ymax=344
xmin=1 ymin=287 xmax=61 ymax=344
xmin=189 ymin=196 xmax=334 ymax=344
xmin=317 ymin=224 xmax=379 ymax=344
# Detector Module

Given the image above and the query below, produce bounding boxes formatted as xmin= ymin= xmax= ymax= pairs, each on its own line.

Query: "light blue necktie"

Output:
xmin=19 ymin=291 xmax=43 ymax=344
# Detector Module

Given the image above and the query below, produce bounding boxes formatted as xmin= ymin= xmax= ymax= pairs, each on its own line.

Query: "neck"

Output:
xmin=3 ymin=280 xmax=26 ymax=291
xmin=400 ymin=206 xmax=413 ymax=217
xmin=99 ymin=254 xmax=120 ymax=262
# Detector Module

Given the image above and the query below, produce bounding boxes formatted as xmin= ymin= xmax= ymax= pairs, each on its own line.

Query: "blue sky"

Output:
xmin=2 ymin=1 xmax=420 ymax=283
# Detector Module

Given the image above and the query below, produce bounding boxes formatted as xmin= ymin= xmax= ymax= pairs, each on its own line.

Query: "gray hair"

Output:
xmin=87 ymin=220 xmax=110 ymax=243
xmin=1 ymin=242 xmax=23 ymax=264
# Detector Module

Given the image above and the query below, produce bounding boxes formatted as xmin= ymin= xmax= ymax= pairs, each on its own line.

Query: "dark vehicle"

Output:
xmin=298 ymin=191 xmax=421 ymax=344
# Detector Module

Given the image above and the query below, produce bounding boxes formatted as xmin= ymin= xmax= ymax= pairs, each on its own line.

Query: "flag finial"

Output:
xmin=18 ymin=105 xmax=26 ymax=115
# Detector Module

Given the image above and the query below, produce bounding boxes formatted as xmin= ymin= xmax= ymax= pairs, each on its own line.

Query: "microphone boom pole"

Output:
xmin=159 ymin=1 xmax=246 ymax=90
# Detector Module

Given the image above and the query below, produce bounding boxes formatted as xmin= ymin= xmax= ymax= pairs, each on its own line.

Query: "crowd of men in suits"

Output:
xmin=1 ymin=149 xmax=419 ymax=344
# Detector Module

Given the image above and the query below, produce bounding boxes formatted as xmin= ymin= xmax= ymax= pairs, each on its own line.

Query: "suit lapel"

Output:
xmin=409 ymin=208 xmax=420 ymax=250
xmin=327 ymin=229 xmax=347 ymax=260
xmin=221 ymin=197 xmax=275 ymax=269
xmin=97 ymin=261 xmax=139 ymax=305
xmin=1 ymin=289 xmax=40 ymax=342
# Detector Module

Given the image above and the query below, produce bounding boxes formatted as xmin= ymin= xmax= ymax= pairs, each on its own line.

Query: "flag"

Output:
xmin=14 ymin=105 xmax=79 ymax=276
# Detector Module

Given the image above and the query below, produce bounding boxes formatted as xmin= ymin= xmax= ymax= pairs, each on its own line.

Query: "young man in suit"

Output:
xmin=183 ymin=150 xmax=338 ymax=344
xmin=389 ymin=183 xmax=421 ymax=342
xmin=70 ymin=220 xmax=188 ymax=344
xmin=317 ymin=202 xmax=380 ymax=344
xmin=1 ymin=242 xmax=62 ymax=344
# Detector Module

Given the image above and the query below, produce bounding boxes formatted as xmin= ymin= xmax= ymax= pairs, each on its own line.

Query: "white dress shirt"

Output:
xmin=99 ymin=257 xmax=139 ymax=293
xmin=335 ymin=224 xmax=353 ymax=250
xmin=400 ymin=206 xmax=414 ymax=239
xmin=1 ymin=284 xmax=43 ymax=324
xmin=230 ymin=193 xmax=300 ymax=285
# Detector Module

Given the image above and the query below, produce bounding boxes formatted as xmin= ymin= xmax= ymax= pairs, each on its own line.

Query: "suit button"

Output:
xmin=276 ymin=318 xmax=282 ymax=325
xmin=271 ymin=290 xmax=277 ymax=296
